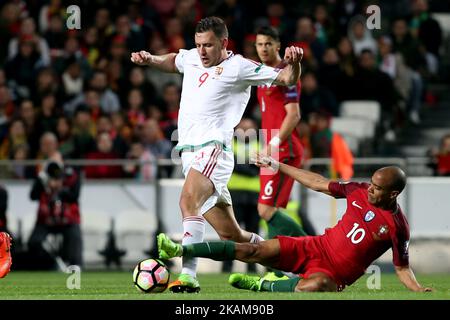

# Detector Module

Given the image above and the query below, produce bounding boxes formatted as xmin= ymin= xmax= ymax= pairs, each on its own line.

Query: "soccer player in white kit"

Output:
xmin=131 ymin=16 xmax=303 ymax=292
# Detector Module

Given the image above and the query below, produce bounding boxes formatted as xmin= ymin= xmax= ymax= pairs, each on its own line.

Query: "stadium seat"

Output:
xmin=81 ymin=211 xmax=111 ymax=266
xmin=330 ymin=117 xmax=376 ymax=140
xmin=340 ymin=100 xmax=381 ymax=124
xmin=115 ymin=210 xmax=157 ymax=264
xmin=331 ymin=117 xmax=377 ymax=156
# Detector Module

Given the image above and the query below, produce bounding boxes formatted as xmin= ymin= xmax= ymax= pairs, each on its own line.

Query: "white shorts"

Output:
xmin=181 ymin=145 xmax=233 ymax=215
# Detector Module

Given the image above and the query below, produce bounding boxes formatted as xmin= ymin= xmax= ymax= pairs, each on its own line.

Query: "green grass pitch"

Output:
xmin=0 ymin=271 xmax=449 ymax=300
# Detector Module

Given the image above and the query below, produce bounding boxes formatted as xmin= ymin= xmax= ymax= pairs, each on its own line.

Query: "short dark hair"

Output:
xmin=256 ymin=26 xmax=280 ymax=42
xmin=195 ymin=16 xmax=228 ymax=39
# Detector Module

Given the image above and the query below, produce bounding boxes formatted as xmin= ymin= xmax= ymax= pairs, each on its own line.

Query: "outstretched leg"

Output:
xmin=158 ymin=233 xmax=280 ymax=268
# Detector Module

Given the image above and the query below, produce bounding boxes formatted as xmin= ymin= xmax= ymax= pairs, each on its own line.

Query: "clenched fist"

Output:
xmin=131 ymin=50 xmax=153 ymax=66
xmin=284 ymin=46 xmax=303 ymax=65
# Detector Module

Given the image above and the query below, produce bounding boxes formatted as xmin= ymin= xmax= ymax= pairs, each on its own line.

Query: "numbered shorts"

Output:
xmin=258 ymin=156 xmax=301 ymax=208
xmin=181 ymin=145 xmax=233 ymax=215
xmin=274 ymin=235 xmax=339 ymax=286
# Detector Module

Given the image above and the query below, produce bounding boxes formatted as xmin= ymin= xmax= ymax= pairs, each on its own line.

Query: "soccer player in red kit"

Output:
xmin=255 ymin=26 xmax=306 ymax=239
xmin=157 ymin=158 xmax=433 ymax=292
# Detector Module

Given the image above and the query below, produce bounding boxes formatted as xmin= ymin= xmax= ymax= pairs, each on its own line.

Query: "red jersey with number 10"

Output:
xmin=318 ymin=181 xmax=410 ymax=286
xmin=257 ymin=77 xmax=303 ymax=159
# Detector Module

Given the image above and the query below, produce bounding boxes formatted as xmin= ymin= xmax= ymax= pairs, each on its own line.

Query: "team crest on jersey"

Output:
xmin=372 ymin=224 xmax=389 ymax=241
xmin=364 ymin=210 xmax=375 ymax=222
xmin=378 ymin=225 xmax=389 ymax=236
xmin=215 ymin=66 xmax=223 ymax=75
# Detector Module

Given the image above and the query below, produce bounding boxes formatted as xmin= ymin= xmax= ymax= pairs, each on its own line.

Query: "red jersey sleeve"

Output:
xmin=328 ymin=181 xmax=370 ymax=199
xmin=391 ymin=212 xmax=410 ymax=266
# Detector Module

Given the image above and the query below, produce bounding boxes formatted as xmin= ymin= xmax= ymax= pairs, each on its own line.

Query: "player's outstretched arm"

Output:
xmin=253 ymin=154 xmax=332 ymax=195
xmin=130 ymin=50 xmax=178 ymax=73
xmin=395 ymin=265 xmax=433 ymax=292
xmin=273 ymin=46 xmax=303 ymax=86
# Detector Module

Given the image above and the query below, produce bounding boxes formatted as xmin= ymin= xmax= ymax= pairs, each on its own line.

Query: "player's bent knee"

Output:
xmin=179 ymin=192 xmax=197 ymax=214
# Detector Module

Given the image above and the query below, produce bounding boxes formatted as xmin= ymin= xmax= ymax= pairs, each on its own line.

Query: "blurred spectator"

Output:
xmin=335 ymin=36 xmax=358 ymax=101
xmin=126 ymin=88 xmax=146 ymax=128
xmin=19 ymin=99 xmax=39 ymax=158
xmin=37 ymin=131 xmax=63 ymax=167
xmin=333 ymin=0 xmax=364 ymax=36
xmin=84 ymin=132 xmax=123 ymax=179
xmin=347 ymin=15 xmax=377 ymax=56
xmin=88 ymin=71 xmax=121 ymax=114
xmin=165 ymin=17 xmax=186 ymax=53
xmin=36 ymin=94 xmax=58 ymax=135
xmin=0 ymin=86 xmax=15 ymax=141
xmin=97 ymin=114 xmax=129 ymax=158
xmin=391 ymin=18 xmax=427 ymax=76
xmin=317 ymin=47 xmax=351 ymax=103
xmin=242 ymin=34 xmax=258 ymax=61
xmin=353 ymin=49 xmax=399 ymax=137
xmin=8 ymin=143 xmax=34 ymax=179
xmin=300 ymin=71 xmax=339 ymax=119
xmin=140 ymin=119 xmax=172 ymax=177
xmin=43 ymin=14 xmax=66 ymax=53
xmin=145 ymin=33 xmax=183 ymax=93
xmin=53 ymin=36 xmax=92 ymax=82
xmin=123 ymin=66 xmax=158 ymax=107
xmin=0 ymin=2 xmax=22 ymax=66
xmin=105 ymin=59 xmax=126 ymax=95
xmin=308 ymin=111 xmax=332 ymax=158
xmin=410 ymin=0 xmax=442 ymax=73
xmin=159 ymin=82 xmax=180 ymax=139
xmin=377 ymin=36 xmax=423 ymax=125
xmin=33 ymin=68 xmax=59 ymax=105
xmin=294 ymin=16 xmax=325 ymax=66
xmin=429 ymin=133 xmax=450 ymax=176
xmin=80 ymin=26 xmax=100 ymax=67
xmin=0 ymin=118 xmax=27 ymax=160
xmin=93 ymin=8 xmax=114 ymax=53
xmin=38 ymin=0 xmax=65 ymax=33
xmin=212 ymin=0 xmax=247 ymax=52
xmin=123 ymin=139 xmax=157 ymax=181
xmin=8 ymin=17 xmax=50 ymax=66
xmin=112 ymin=15 xmax=145 ymax=53
xmin=313 ymin=4 xmax=337 ymax=47
xmin=56 ymin=116 xmax=75 ymax=159
xmin=4 ymin=34 xmax=47 ymax=100
xmin=65 ymin=73 xmax=120 ymax=117
xmin=61 ymin=57 xmax=84 ymax=102
xmin=111 ymin=112 xmax=133 ymax=152
xmin=29 ymin=160 xmax=83 ymax=268
xmin=71 ymin=105 xmax=96 ymax=159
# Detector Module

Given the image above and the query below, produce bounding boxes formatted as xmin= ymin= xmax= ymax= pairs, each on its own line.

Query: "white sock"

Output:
xmin=181 ymin=216 xmax=205 ymax=278
xmin=249 ymin=232 xmax=264 ymax=243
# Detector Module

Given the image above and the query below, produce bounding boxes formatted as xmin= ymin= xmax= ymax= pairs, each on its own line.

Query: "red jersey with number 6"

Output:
xmin=318 ymin=181 xmax=410 ymax=286
xmin=257 ymin=79 xmax=303 ymax=159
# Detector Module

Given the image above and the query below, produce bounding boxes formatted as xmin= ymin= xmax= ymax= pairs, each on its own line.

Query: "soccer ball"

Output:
xmin=132 ymin=258 xmax=170 ymax=293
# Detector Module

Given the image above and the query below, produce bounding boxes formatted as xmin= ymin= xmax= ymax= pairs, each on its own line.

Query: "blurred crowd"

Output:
xmin=0 ymin=0 xmax=448 ymax=180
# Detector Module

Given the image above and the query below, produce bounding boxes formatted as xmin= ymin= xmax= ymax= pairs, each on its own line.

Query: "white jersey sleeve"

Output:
xmin=174 ymin=49 xmax=190 ymax=73
xmin=236 ymin=55 xmax=280 ymax=87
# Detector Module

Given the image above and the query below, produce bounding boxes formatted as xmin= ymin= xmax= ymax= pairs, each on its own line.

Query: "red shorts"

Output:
xmin=275 ymin=235 xmax=338 ymax=284
xmin=259 ymin=156 xmax=301 ymax=208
